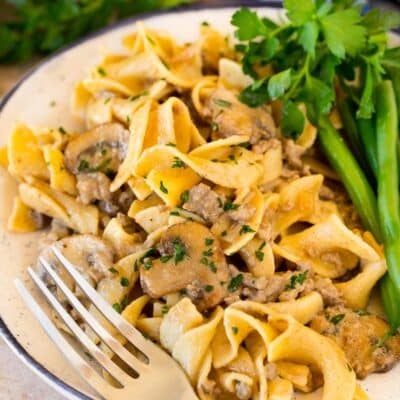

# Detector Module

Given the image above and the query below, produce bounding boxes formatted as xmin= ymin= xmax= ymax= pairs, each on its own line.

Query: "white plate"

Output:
xmin=0 ymin=3 xmax=399 ymax=399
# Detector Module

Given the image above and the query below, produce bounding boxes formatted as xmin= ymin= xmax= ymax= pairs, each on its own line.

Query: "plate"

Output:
xmin=0 ymin=3 xmax=399 ymax=399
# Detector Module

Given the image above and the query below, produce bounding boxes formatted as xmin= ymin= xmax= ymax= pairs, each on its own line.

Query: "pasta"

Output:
xmin=3 ymin=19 xmax=400 ymax=400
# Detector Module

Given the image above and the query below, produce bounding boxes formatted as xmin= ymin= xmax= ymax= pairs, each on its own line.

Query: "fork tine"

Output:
xmin=14 ymin=278 xmax=115 ymax=400
xmin=51 ymin=246 xmax=159 ymax=361
xmin=27 ymin=267 xmax=132 ymax=386
xmin=39 ymin=256 xmax=150 ymax=375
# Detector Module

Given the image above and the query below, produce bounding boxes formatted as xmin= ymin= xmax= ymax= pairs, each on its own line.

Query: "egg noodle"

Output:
xmin=2 ymin=21 xmax=399 ymax=400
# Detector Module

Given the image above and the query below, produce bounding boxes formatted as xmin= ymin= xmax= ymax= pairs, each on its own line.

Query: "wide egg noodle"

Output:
xmin=268 ymin=314 xmax=357 ymax=400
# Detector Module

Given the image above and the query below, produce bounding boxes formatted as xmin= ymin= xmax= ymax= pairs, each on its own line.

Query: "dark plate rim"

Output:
xmin=0 ymin=1 xmax=281 ymax=399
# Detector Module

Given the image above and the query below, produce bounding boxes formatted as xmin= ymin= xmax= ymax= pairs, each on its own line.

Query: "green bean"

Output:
xmin=356 ymin=117 xmax=378 ymax=179
xmin=338 ymin=98 xmax=373 ymax=179
xmin=376 ymin=80 xmax=400 ymax=292
xmin=318 ymin=115 xmax=382 ymax=241
xmin=381 ymin=275 xmax=400 ymax=332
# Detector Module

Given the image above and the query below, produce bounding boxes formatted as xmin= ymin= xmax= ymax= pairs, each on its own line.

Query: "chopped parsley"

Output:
xmin=172 ymin=157 xmax=186 ymax=168
xmin=285 ymin=271 xmax=308 ymax=290
xmin=159 ymin=181 xmax=168 ymax=194
xmin=213 ymin=98 xmax=232 ymax=108
xmin=204 ymin=284 xmax=214 ymax=293
xmin=228 ymin=274 xmax=243 ymax=292
xmin=160 ymin=255 xmax=172 ymax=263
xmin=223 ymin=201 xmax=239 ymax=211
xmin=58 ymin=126 xmax=67 ymax=135
xmin=231 ymin=326 xmax=239 ymax=335
xmin=146 ymin=34 xmax=155 ymax=44
xmin=180 ymin=190 xmax=189 ymax=203
xmin=121 ymin=296 xmax=129 ymax=310
xmin=108 ymin=267 xmax=118 ymax=274
xmin=166 ymin=142 xmax=176 ymax=147
xmin=120 ymin=277 xmax=129 ymax=287
xmin=161 ymin=305 xmax=170 ymax=315
xmin=170 ymin=210 xmax=180 ymax=216
xmin=331 ymin=314 xmax=345 ymax=325
xmin=211 ymin=121 xmax=219 ymax=132
xmin=202 ymin=248 xmax=213 ymax=257
xmin=200 ymin=257 xmax=209 ymax=266
xmin=205 ymin=238 xmax=214 ymax=246
xmin=238 ymin=142 xmax=251 ymax=149
xmin=221 ymin=230 xmax=227 ymax=237
xmin=97 ymin=67 xmax=106 ymax=76
xmin=128 ymin=90 xmax=149 ymax=102
xmin=240 ymin=224 xmax=255 ymax=235
xmin=201 ymin=21 xmax=209 ymax=26
xmin=355 ymin=309 xmax=370 ymax=316
xmin=104 ymin=97 xmax=111 ymax=104
xmin=78 ymin=159 xmax=90 ymax=172
xmin=134 ymin=259 xmax=139 ymax=272
xmin=172 ymin=239 xmax=187 ymax=265
xmin=112 ymin=303 xmax=121 ymax=313
xmin=143 ymin=259 xmax=153 ymax=270
xmin=208 ymin=261 xmax=217 ymax=273
xmin=160 ymin=58 xmax=170 ymax=70
xmin=255 ymin=241 xmax=266 ymax=262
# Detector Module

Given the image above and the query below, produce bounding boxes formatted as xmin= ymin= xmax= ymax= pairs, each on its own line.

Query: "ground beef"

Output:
xmin=183 ymin=183 xmax=223 ymax=224
xmin=228 ymin=205 xmax=256 ymax=223
xmin=204 ymin=88 xmax=276 ymax=144
xmin=312 ymin=276 xmax=344 ymax=306
xmin=264 ymin=362 xmax=278 ymax=380
xmin=77 ymin=172 xmax=112 ymax=204
xmin=311 ymin=306 xmax=400 ymax=379
xmin=283 ymin=139 xmax=306 ymax=170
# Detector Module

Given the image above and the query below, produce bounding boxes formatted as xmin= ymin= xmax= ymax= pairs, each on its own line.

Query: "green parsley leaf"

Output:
xmin=285 ymin=271 xmax=308 ymax=290
xmin=283 ymin=0 xmax=315 ymax=26
xmin=78 ymin=159 xmax=90 ymax=172
xmin=120 ymin=277 xmax=129 ymax=287
xmin=268 ymin=68 xmax=291 ymax=100
xmin=172 ymin=157 xmax=186 ymax=168
xmin=255 ymin=242 xmax=266 ymax=262
xmin=159 ymin=181 xmax=168 ymax=194
xmin=160 ymin=255 xmax=173 ymax=263
xmin=239 ymin=80 xmax=270 ymax=107
xmin=228 ymin=274 xmax=244 ymax=292
xmin=173 ymin=239 xmax=187 ymax=265
xmin=112 ymin=303 xmax=121 ymax=313
xmin=208 ymin=261 xmax=217 ymax=273
xmin=281 ymin=100 xmax=306 ymax=139
xmin=299 ymin=21 xmax=319 ymax=58
xmin=161 ymin=305 xmax=170 ymax=315
xmin=240 ymin=224 xmax=255 ymax=235
xmin=97 ymin=67 xmax=107 ymax=76
xmin=331 ymin=314 xmax=345 ymax=325
xmin=231 ymin=326 xmax=239 ymax=335
xmin=58 ymin=126 xmax=67 ymax=135
xmin=205 ymin=238 xmax=214 ymax=246
xmin=143 ymin=259 xmax=153 ymax=270
xmin=108 ymin=267 xmax=118 ymax=274
xmin=180 ymin=190 xmax=189 ymax=203
xmin=320 ymin=8 xmax=366 ymax=58
xmin=363 ymin=9 xmax=400 ymax=34
xmin=204 ymin=284 xmax=214 ymax=293
xmin=231 ymin=7 xmax=268 ymax=40
xmin=213 ymin=98 xmax=232 ymax=108
xmin=223 ymin=201 xmax=239 ymax=211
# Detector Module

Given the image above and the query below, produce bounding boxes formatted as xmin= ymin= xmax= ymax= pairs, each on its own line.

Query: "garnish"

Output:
xmin=58 ymin=126 xmax=67 ymax=135
xmin=213 ymin=98 xmax=232 ymax=108
xmin=159 ymin=181 xmax=168 ymax=194
xmin=205 ymin=238 xmax=214 ymax=246
xmin=120 ymin=277 xmax=129 ymax=287
xmin=172 ymin=157 xmax=186 ymax=168
xmin=204 ymin=284 xmax=214 ymax=293
xmin=239 ymin=224 xmax=255 ymax=235
xmin=172 ymin=238 xmax=187 ymax=265
xmin=108 ymin=267 xmax=118 ymax=274
xmin=255 ymin=241 xmax=266 ymax=262
xmin=331 ymin=314 xmax=345 ymax=325
xmin=97 ymin=67 xmax=106 ymax=76
xmin=231 ymin=326 xmax=239 ymax=335
xmin=285 ymin=271 xmax=308 ymax=290
xmin=223 ymin=201 xmax=239 ymax=211
xmin=112 ymin=303 xmax=121 ymax=313
xmin=228 ymin=274 xmax=244 ymax=292
xmin=180 ymin=190 xmax=189 ymax=203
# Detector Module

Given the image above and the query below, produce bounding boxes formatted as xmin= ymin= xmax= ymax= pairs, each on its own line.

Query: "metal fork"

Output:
xmin=14 ymin=245 xmax=198 ymax=400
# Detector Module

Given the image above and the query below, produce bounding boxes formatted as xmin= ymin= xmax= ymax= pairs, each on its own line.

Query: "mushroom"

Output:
xmin=39 ymin=234 xmax=115 ymax=302
xmin=140 ymin=221 xmax=231 ymax=310
xmin=64 ymin=123 xmax=129 ymax=174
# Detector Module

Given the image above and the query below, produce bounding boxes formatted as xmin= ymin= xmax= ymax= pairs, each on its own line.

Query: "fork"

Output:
xmin=14 ymin=245 xmax=198 ymax=400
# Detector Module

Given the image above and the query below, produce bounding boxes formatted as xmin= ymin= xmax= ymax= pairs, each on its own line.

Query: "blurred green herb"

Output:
xmin=0 ymin=0 xmax=193 ymax=63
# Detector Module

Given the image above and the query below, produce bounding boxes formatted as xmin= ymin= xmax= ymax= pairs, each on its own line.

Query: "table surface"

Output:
xmin=0 ymin=1 xmax=398 ymax=399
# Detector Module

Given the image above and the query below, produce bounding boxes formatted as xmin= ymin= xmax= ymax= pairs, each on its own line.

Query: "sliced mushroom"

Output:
xmin=39 ymin=234 xmax=115 ymax=303
xmin=204 ymin=88 xmax=276 ymax=144
xmin=140 ymin=221 xmax=231 ymax=310
xmin=64 ymin=123 xmax=129 ymax=174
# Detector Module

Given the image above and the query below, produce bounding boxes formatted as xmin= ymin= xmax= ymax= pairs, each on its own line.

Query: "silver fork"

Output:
xmin=14 ymin=245 xmax=198 ymax=400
